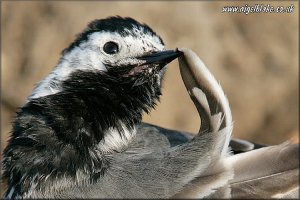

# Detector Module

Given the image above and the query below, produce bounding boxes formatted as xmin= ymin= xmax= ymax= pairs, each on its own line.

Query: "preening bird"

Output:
xmin=2 ymin=16 xmax=299 ymax=199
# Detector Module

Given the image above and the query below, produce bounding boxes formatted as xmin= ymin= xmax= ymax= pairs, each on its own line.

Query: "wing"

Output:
xmin=137 ymin=122 xmax=193 ymax=147
xmin=138 ymin=122 xmax=266 ymax=154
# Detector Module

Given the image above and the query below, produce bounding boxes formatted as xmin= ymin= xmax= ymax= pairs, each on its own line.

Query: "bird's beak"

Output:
xmin=138 ymin=49 xmax=183 ymax=65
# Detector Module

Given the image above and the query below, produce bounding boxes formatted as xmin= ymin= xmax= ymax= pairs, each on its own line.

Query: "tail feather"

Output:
xmin=178 ymin=48 xmax=232 ymax=156
xmin=176 ymin=48 xmax=234 ymax=198
xmin=273 ymin=186 xmax=299 ymax=199
xmin=231 ymin=168 xmax=299 ymax=198
xmin=227 ymin=142 xmax=299 ymax=199
xmin=191 ymin=88 xmax=223 ymax=133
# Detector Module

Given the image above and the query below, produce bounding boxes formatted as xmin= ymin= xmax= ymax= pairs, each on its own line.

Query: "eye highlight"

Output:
xmin=103 ymin=41 xmax=119 ymax=54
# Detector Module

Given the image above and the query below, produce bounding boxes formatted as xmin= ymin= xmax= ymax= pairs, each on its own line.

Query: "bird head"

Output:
xmin=29 ymin=17 xmax=181 ymax=109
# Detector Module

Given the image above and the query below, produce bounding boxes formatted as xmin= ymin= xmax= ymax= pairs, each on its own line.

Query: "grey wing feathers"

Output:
xmin=138 ymin=122 xmax=267 ymax=154
xmin=137 ymin=122 xmax=193 ymax=147
xmin=172 ymin=48 xmax=299 ymax=199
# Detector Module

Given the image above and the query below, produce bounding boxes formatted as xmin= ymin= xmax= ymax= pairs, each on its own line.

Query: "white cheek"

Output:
xmin=65 ymin=46 xmax=107 ymax=71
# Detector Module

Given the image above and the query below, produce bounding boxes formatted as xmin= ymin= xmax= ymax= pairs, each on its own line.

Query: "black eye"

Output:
xmin=103 ymin=41 xmax=119 ymax=54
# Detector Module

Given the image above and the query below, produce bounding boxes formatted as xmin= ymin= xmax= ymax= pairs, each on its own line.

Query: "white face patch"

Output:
xmin=28 ymin=27 xmax=164 ymax=100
